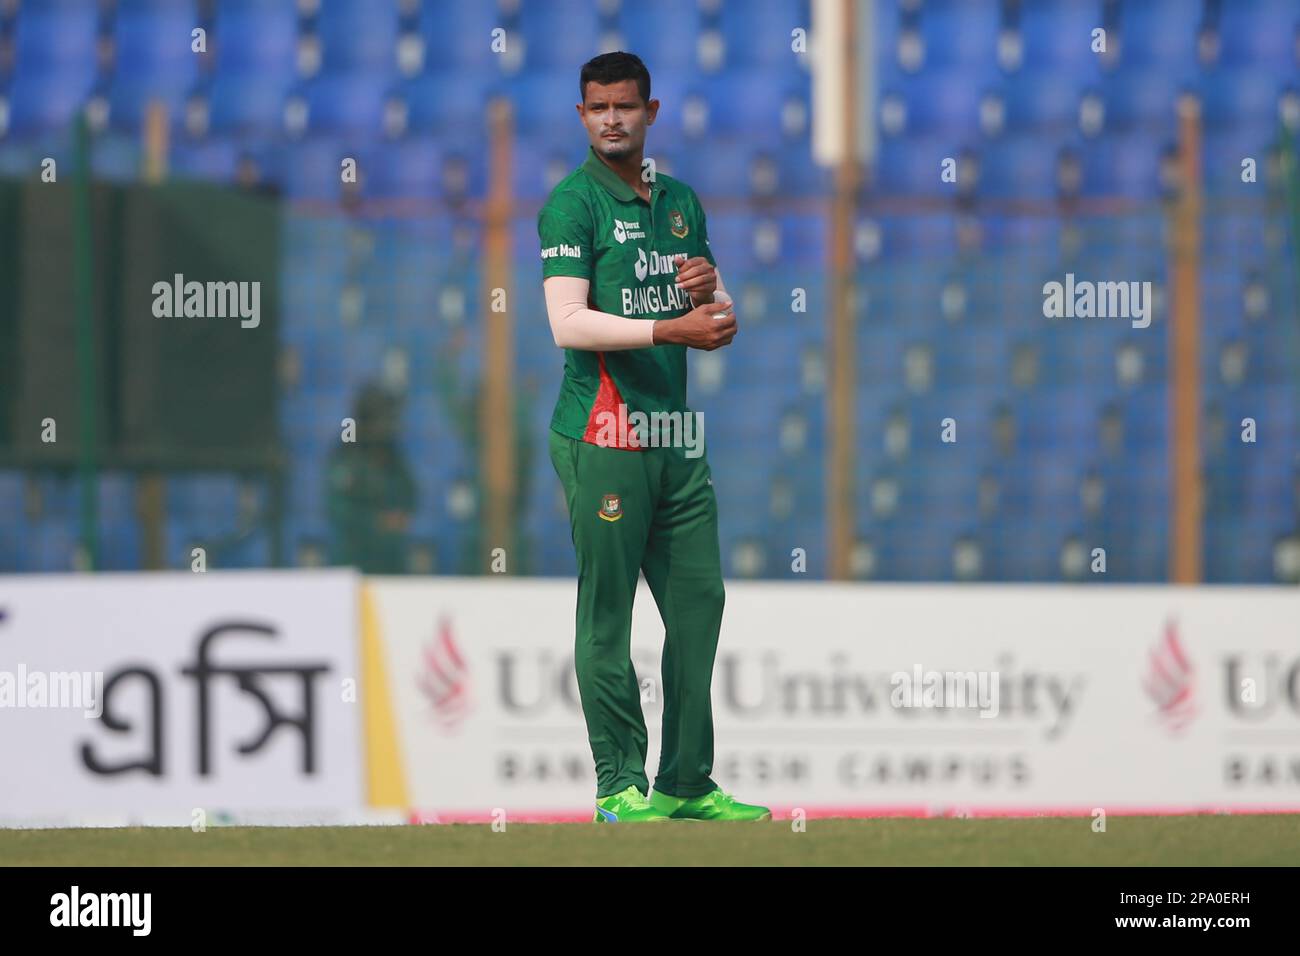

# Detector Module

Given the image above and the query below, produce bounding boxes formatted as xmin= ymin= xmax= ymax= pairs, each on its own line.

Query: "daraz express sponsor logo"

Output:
xmin=496 ymin=651 xmax=1083 ymax=740
xmin=612 ymin=218 xmax=644 ymax=243
xmin=540 ymin=243 xmax=582 ymax=260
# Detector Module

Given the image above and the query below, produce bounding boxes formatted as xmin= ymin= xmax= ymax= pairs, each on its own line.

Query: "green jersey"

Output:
xmin=538 ymin=145 xmax=716 ymax=447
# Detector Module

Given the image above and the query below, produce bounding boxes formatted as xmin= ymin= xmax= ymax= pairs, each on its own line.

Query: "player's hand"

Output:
xmin=673 ymin=255 xmax=717 ymax=303
xmin=652 ymin=301 xmax=737 ymax=351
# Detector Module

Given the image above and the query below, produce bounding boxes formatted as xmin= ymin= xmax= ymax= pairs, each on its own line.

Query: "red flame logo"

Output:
xmin=1143 ymin=619 xmax=1195 ymax=733
xmin=418 ymin=617 xmax=471 ymax=730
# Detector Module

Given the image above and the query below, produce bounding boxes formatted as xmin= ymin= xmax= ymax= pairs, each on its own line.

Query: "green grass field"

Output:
xmin=1 ymin=815 xmax=1295 ymax=866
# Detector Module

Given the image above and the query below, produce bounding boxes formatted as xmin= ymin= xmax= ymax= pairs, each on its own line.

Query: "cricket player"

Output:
xmin=538 ymin=51 xmax=770 ymax=823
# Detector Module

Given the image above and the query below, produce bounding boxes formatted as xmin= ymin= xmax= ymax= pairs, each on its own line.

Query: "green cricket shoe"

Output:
xmin=649 ymin=787 xmax=772 ymax=822
xmin=592 ymin=785 xmax=674 ymax=823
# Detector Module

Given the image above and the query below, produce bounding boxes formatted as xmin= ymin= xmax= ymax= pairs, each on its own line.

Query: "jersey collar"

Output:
xmin=582 ymin=145 xmax=658 ymax=204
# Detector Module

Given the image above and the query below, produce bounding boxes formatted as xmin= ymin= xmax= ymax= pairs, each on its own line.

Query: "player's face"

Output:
xmin=578 ymin=79 xmax=658 ymax=161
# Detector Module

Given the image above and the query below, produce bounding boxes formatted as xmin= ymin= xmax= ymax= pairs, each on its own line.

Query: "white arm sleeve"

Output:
xmin=543 ymin=275 xmax=656 ymax=350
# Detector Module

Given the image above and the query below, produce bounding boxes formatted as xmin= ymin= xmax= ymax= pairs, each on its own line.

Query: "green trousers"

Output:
xmin=549 ymin=429 xmax=725 ymax=799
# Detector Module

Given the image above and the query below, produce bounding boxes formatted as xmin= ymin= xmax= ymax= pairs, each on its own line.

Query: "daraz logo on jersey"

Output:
xmin=612 ymin=219 xmax=645 ymax=243
xmin=625 ymin=248 xmax=691 ymax=315
xmin=633 ymin=248 xmax=680 ymax=282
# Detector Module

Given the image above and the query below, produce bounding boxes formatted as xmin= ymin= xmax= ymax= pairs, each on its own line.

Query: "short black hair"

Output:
xmin=579 ymin=51 xmax=651 ymax=105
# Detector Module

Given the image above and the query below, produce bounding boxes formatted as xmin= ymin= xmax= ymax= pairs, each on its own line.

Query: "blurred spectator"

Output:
xmin=434 ymin=329 xmax=538 ymax=574
xmin=326 ymin=382 xmax=416 ymax=573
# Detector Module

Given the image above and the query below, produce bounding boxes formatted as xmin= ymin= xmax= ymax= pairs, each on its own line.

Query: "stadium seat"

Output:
xmin=107 ymin=1 xmax=200 ymax=132
xmin=6 ymin=0 xmax=98 ymax=134
xmin=419 ymin=0 xmax=509 ymax=73
xmin=516 ymin=0 xmax=603 ymax=72
xmin=316 ymin=0 xmax=399 ymax=75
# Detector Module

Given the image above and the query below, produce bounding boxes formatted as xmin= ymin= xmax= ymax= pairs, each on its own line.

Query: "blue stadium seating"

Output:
xmin=316 ymin=0 xmax=399 ymax=75
xmin=6 ymin=0 xmax=98 ymax=134
xmin=516 ymin=0 xmax=603 ymax=72
xmin=418 ymin=0 xmax=507 ymax=73
xmin=0 ymin=0 xmax=1294 ymax=583
xmin=107 ymin=1 xmax=199 ymax=131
